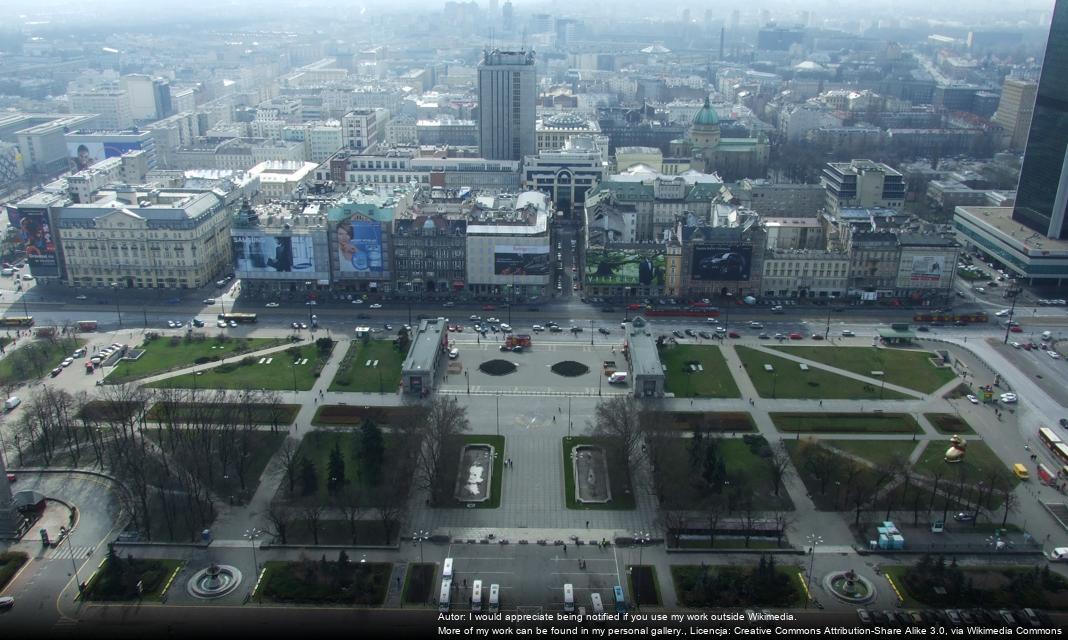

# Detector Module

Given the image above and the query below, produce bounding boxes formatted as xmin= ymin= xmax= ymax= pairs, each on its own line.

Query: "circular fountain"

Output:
xmin=187 ymin=563 xmax=243 ymax=599
xmin=823 ymin=568 xmax=876 ymax=604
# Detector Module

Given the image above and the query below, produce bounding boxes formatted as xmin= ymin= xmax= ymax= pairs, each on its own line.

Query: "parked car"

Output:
xmin=841 ymin=330 xmax=855 ymax=337
xmin=264 ymin=302 xmax=279 ymax=307
xmin=570 ymin=326 xmax=583 ymax=333
xmin=728 ymin=332 xmax=740 ymax=338
xmin=811 ymin=334 xmax=824 ymax=340
xmin=672 ymin=330 xmax=683 ymax=338
xmin=369 ymin=303 xmax=382 ymax=309
xmin=1000 ymin=393 xmax=1018 ymax=403
xmin=966 ymin=394 xmax=979 ymax=404
xmin=50 ymin=367 xmax=62 ymax=377
xmin=698 ymin=331 xmax=712 ymax=339
xmin=684 ymin=329 xmax=696 ymax=337
xmin=598 ymin=327 xmax=610 ymax=335
xmin=953 ymin=512 xmax=976 ymax=522
xmin=856 ymin=609 xmax=872 ymax=624
xmin=0 ymin=596 xmax=13 ymax=610
xmin=788 ymin=332 xmax=803 ymax=340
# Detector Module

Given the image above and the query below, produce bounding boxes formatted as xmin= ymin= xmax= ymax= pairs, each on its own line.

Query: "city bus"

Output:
xmin=217 ymin=312 xmax=258 ymax=324
xmin=1039 ymin=427 xmax=1063 ymax=450
xmin=0 ymin=316 xmax=33 ymax=327
xmin=1053 ymin=443 xmax=1068 ymax=466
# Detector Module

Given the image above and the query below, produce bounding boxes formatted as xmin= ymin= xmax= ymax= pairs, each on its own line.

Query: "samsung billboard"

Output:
xmin=232 ymin=234 xmax=316 ymax=275
xmin=493 ymin=245 xmax=550 ymax=276
xmin=690 ymin=244 xmax=753 ymax=281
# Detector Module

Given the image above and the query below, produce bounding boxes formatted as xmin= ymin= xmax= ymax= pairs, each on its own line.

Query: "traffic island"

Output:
xmin=551 ymin=361 xmax=590 ymax=377
xmin=479 ymin=359 xmax=517 ymax=376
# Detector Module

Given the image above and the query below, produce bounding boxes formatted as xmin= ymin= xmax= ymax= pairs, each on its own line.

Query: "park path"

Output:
xmin=742 ymin=343 xmax=924 ymax=399
xmin=129 ymin=337 xmax=316 ymax=386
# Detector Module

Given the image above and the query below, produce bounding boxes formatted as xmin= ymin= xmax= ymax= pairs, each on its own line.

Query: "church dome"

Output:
xmin=692 ymin=98 xmax=719 ymax=127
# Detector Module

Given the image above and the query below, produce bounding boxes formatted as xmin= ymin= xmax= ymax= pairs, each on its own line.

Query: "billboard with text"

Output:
xmin=690 ymin=244 xmax=752 ymax=281
xmin=493 ymin=245 xmax=550 ymax=276
xmin=9 ymin=208 xmax=58 ymax=276
xmin=67 ymin=141 xmax=145 ymax=172
xmin=232 ymin=234 xmax=315 ymax=275
xmin=585 ymin=249 xmax=666 ymax=286
xmin=337 ymin=218 xmax=386 ymax=276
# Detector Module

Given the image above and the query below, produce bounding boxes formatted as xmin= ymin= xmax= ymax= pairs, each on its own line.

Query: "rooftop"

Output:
xmin=624 ymin=321 xmax=664 ymax=379
xmin=402 ymin=318 xmax=446 ymax=374
xmin=955 ymin=206 xmax=1068 ymax=254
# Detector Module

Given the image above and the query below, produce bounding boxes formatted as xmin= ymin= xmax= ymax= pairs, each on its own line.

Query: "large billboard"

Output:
xmin=585 ymin=249 xmax=666 ymax=286
xmin=909 ymin=255 xmax=946 ymax=282
xmin=493 ymin=245 xmax=550 ymax=276
xmin=67 ymin=141 xmax=144 ymax=172
xmin=336 ymin=218 xmax=385 ymax=276
xmin=9 ymin=208 xmax=58 ymax=277
xmin=690 ymin=244 xmax=753 ymax=281
xmin=232 ymin=234 xmax=316 ymax=274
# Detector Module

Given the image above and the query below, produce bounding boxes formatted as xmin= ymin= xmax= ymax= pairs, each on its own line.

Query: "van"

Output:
xmin=1049 ymin=547 xmax=1068 ymax=561
xmin=1042 ymin=331 xmax=1053 ymax=341
xmin=608 ymin=372 xmax=628 ymax=385
xmin=439 ymin=579 xmax=452 ymax=612
xmin=471 ymin=580 xmax=483 ymax=612
xmin=613 ymin=585 xmax=626 ymax=612
xmin=1013 ymin=463 xmax=1030 ymax=480
xmin=489 ymin=584 xmax=500 ymax=611
xmin=3 ymin=397 xmax=20 ymax=411
xmin=442 ymin=557 xmax=453 ymax=579
xmin=449 ymin=348 xmax=459 ymax=359
xmin=590 ymin=592 xmax=604 ymax=613
xmin=563 ymin=583 xmax=575 ymax=612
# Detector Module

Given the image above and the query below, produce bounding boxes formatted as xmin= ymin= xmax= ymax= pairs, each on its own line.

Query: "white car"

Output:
xmin=486 ymin=317 xmax=500 ymax=324
xmin=532 ymin=324 xmax=544 ymax=332
xmin=500 ymin=323 xmax=512 ymax=332
xmin=229 ymin=320 xmax=238 ymax=328
xmin=217 ymin=320 xmax=227 ymax=328
xmin=1048 ymin=350 xmax=1061 ymax=359
xmin=352 ymin=299 xmax=363 ymax=304
xmin=265 ymin=302 xmax=279 ymax=308
xmin=999 ymin=393 xmax=1018 ymax=403
xmin=841 ymin=330 xmax=855 ymax=337
xmin=369 ymin=303 xmax=382 ymax=309
xmin=75 ymin=294 xmax=88 ymax=300
xmin=1011 ymin=342 xmax=1021 ymax=349
xmin=60 ymin=357 xmax=73 ymax=368
xmin=167 ymin=320 xmax=176 ymax=328
xmin=448 ymin=348 xmax=459 ymax=359
xmin=995 ymin=309 xmax=1011 ymax=317
xmin=966 ymin=394 xmax=979 ymax=404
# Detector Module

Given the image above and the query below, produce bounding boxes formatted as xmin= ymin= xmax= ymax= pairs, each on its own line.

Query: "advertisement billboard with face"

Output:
xmin=493 ymin=245 xmax=550 ymax=276
xmin=9 ymin=208 xmax=58 ymax=276
xmin=585 ymin=249 xmax=666 ymax=286
xmin=232 ymin=234 xmax=315 ymax=275
xmin=909 ymin=255 xmax=945 ymax=282
xmin=690 ymin=244 xmax=752 ymax=281
xmin=336 ymin=218 xmax=386 ymax=276
xmin=67 ymin=141 xmax=145 ymax=172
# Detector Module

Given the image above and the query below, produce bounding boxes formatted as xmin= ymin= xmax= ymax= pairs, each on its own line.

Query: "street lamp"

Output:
xmin=567 ymin=396 xmax=572 ymax=438
xmin=805 ymin=533 xmax=823 ymax=608
xmin=245 ymin=527 xmax=262 ymax=574
xmin=465 ymin=370 xmax=470 ymax=395
xmin=291 ymin=361 xmax=298 ymax=393
xmin=633 ymin=530 xmax=651 ymax=566
xmin=111 ymin=282 xmax=122 ymax=328
xmin=495 ymin=394 xmax=500 ymax=436
xmin=412 ymin=530 xmax=430 ymax=564
xmin=59 ymin=526 xmax=83 ymax=592
xmin=1003 ymin=288 xmax=1021 ymax=345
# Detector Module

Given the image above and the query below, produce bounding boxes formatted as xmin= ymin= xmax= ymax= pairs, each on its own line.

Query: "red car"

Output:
xmin=447 ymin=325 xmax=456 ymax=332
xmin=728 ymin=331 xmax=741 ymax=338
xmin=789 ymin=332 xmax=803 ymax=340
xmin=627 ymin=303 xmax=643 ymax=310
xmin=482 ymin=304 xmax=496 ymax=311
xmin=1010 ymin=326 xmax=1023 ymax=333
xmin=5 ymin=473 xmax=14 ymax=483
xmin=455 ymin=325 xmax=464 ymax=332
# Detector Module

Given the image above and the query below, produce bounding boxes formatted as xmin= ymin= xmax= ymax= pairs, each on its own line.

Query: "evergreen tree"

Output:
xmin=359 ymin=418 xmax=385 ymax=486
xmin=300 ymin=457 xmax=318 ymax=496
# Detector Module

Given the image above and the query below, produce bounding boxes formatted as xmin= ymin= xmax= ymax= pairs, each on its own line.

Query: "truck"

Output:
xmin=77 ymin=320 xmax=98 ymax=332
xmin=504 ymin=334 xmax=532 ymax=349
xmin=1037 ymin=463 xmax=1056 ymax=486
xmin=608 ymin=371 xmax=628 ymax=384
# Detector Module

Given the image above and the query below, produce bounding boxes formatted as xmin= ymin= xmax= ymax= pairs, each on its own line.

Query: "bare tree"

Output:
xmin=767 ymin=441 xmax=792 ymax=497
xmin=336 ymin=484 xmax=366 ymax=545
xmin=797 ymin=439 xmax=840 ymax=496
xmin=660 ymin=509 xmax=687 ymax=548
xmin=995 ymin=478 xmax=1020 ymax=528
xmin=773 ymin=511 xmax=795 ymax=548
xmin=264 ymin=503 xmax=291 ymax=544
xmin=300 ymin=503 xmax=325 ymax=545
xmin=703 ymin=494 xmax=728 ymax=548
xmin=413 ymin=396 xmax=469 ymax=499
xmin=278 ymin=440 xmax=300 ymax=495
xmin=591 ymin=396 xmax=645 ymax=468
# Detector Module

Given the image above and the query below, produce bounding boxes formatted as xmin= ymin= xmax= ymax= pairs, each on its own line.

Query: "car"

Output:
xmin=1011 ymin=341 xmax=1022 ymax=349
xmin=953 ymin=512 xmax=976 ymax=522
xmin=500 ymin=323 xmax=512 ymax=332
xmin=672 ymin=330 xmax=683 ymax=338
xmin=1000 ymin=393 xmax=1018 ymax=403
xmin=482 ymin=304 xmax=496 ymax=311
xmin=448 ymin=348 xmax=459 ymax=359
xmin=748 ymin=321 xmax=763 ymax=329
xmin=264 ymin=302 xmax=279 ymax=307
xmin=50 ymin=367 xmax=62 ymax=377
xmin=944 ymin=609 xmax=962 ymax=625
xmin=757 ymin=332 xmax=769 ymax=339
xmin=511 ymin=345 xmax=524 ymax=353
xmin=1048 ymin=350 xmax=1061 ymax=359
xmin=788 ymin=332 xmax=802 ymax=340
xmin=532 ymin=324 xmax=544 ymax=332
xmin=192 ymin=319 xmax=205 ymax=327
xmin=684 ymin=329 xmax=696 ymax=337
xmin=75 ymin=294 xmax=88 ymax=300
xmin=856 ymin=609 xmax=872 ymax=624
xmin=0 ymin=596 xmax=13 ymax=610
xmin=975 ymin=287 xmax=985 ymax=293
xmin=305 ymin=300 xmax=317 ymax=305
xmin=995 ymin=309 xmax=1010 ymax=317
xmin=570 ymin=326 xmax=583 ymax=333
xmin=167 ymin=320 xmax=176 ymax=328
xmin=698 ymin=331 xmax=712 ymax=339
xmin=917 ymin=326 xmax=930 ymax=332
xmin=1010 ymin=325 xmax=1023 ymax=333
xmin=369 ymin=303 xmax=382 ymax=309
xmin=906 ymin=610 xmax=924 ymax=625
xmin=811 ymin=334 xmax=824 ymax=340
xmin=454 ymin=325 xmax=463 ymax=333
xmin=383 ymin=324 xmax=392 ymax=331
xmin=447 ymin=325 xmax=456 ymax=332
xmin=998 ymin=610 xmax=1016 ymax=626
xmin=841 ymin=330 xmax=855 ymax=337
xmin=299 ymin=323 xmax=307 ymax=330
xmin=291 ymin=322 xmax=300 ymax=329
xmin=966 ymin=394 xmax=979 ymax=404
xmin=61 ymin=357 xmax=73 ymax=367
xmin=546 ymin=321 xmax=559 ymax=327
xmin=490 ymin=325 xmax=499 ymax=332
xmin=229 ymin=320 xmax=237 ymax=328
xmin=486 ymin=317 xmax=500 ymax=324
xmin=352 ymin=298 xmax=364 ymax=304
xmin=469 ymin=315 xmax=481 ymax=321
xmin=549 ymin=325 xmax=562 ymax=333
xmin=217 ymin=319 xmax=228 ymax=327
xmin=715 ymin=326 xmax=727 ymax=334
xmin=728 ymin=332 xmax=740 ymax=338
xmin=173 ymin=320 xmax=183 ymax=329
xmin=21 ymin=274 xmax=33 ymax=280
xmin=598 ymin=327 xmax=610 ymax=335
xmin=442 ymin=302 xmax=455 ymax=308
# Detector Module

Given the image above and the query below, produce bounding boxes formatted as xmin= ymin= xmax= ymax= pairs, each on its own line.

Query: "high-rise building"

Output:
xmin=822 ymin=159 xmax=906 ymax=214
xmin=477 ymin=49 xmax=536 ymax=161
xmin=502 ymin=0 xmax=514 ymax=32
xmin=121 ymin=75 xmax=173 ymax=121
xmin=69 ymin=89 xmax=134 ymax=130
xmin=993 ymin=79 xmax=1038 ymax=151
xmin=1013 ymin=0 xmax=1068 ymax=239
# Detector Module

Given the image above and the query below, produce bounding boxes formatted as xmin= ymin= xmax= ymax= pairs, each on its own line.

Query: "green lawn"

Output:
xmin=106 ymin=336 xmax=286 ymax=383
xmin=149 ymin=342 xmax=332 ymax=391
xmin=774 ymin=346 xmax=956 ymax=394
xmin=627 ymin=565 xmax=662 ymax=606
xmin=82 ymin=557 xmax=183 ymax=601
xmin=287 ymin=430 xmax=406 ymax=505
xmin=912 ymin=440 xmax=1018 ymax=487
xmin=0 ymin=551 xmax=27 ymax=591
xmin=146 ymin=402 xmax=300 ymax=425
xmin=259 ymin=559 xmax=391 ymax=605
xmin=562 ymin=436 xmax=636 ymax=510
xmin=402 ymin=563 xmax=437 ymax=605
xmin=924 ymin=413 xmax=976 ymax=435
xmin=434 ymin=435 xmax=504 ymax=508
xmin=735 ymin=346 xmax=912 ymax=400
xmin=672 ymin=564 xmax=805 ymax=608
xmin=770 ymin=412 xmax=923 ymax=434
xmin=821 ymin=440 xmax=920 ymax=469
xmin=0 ymin=337 xmax=84 ymax=385
xmin=660 ymin=344 xmax=740 ymax=398
xmin=144 ymin=430 xmax=286 ymax=504
xmin=329 ymin=339 xmax=404 ymax=393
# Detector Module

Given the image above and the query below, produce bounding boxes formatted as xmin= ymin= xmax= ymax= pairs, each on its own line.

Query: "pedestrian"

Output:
xmin=553 ymin=415 xmax=556 ymax=422
xmin=563 ymin=544 xmax=567 ymax=554
xmin=586 ymin=520 xmax=589 ymax=528
xmin=819 ymin=400 xmax=823 ymax=407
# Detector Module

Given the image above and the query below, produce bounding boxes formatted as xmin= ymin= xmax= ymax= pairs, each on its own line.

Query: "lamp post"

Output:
xmin=111 ymin=282 xmax=122 ymax=328
xmin=412 ymin=529 xmax=430 ymax=564
xmin=245 ymin=527 xmax=262 ymax=574
xmin=633 ymin=530 xmax=651 ymax=567
xmin=495 ymin=394 xmax=500 ymax=436
xmin=824 ymin=303 xmax=832 ymax=340
xmin=805 ymin=533 xmax=823 ymax=608
xmin=291 ymin=361 xmax=298 ymax=393
xmin=1003 ymin=288 xmax=1020 ymax=345
xmin=465 ymin=370 xmax=470 ymax=395
xmin=567 ymin=395 xmax=572 ymax=438
xmin=59 ymin=526 xmax=83 ymax=592
xmin=771 ymin=371 xmax=778 ymax=399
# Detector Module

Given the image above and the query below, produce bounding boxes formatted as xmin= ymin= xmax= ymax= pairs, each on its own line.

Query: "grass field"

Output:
xmin=287 ymin=430 xmax=406 ymax=505
xmin=924 ymin=413 xmax=976 ymax=435
xmin=259 ymin=560 xmax=391 ymax=605
xmin=0 ymin=552 xmax=27 ymax=591
xmin=329 ymin=339 xmax=404 ymax=393
xmin=106 ymin=336 xmax=285 ymax=383
xmin=82 ymin=557 xmax=183 ymax=601
xmin=149 ymin=342 xmax=331 ymax=391
xmin=312 ymin=404 xmax=421 ymax=427
xmin=627 ymin=565 xmax=661 ymax=606
xmin=770 ymin=412 xmax=923 ymax=434
xmin=434 ymin=435 xmax=505 ymax=508
xmin=562 ymin=436 xmax=635 ymax=510
xmin=144 ymin=430 xmax=285 ymax=504
xmin=0 ymin=337 xmax=84 ymax=385
xmin=820 ymin=440 xmax=919 ymax=469
xmin=660 ymin=344 xmax=740 ymax=398
xmin=912 ymin=440 xmax=1018 ymax=487
xmin=402 ymin=563 xmax=437 ymax=605
xmin=735 ymin=346 xmax=912 ymax=400
xmin=146 ymin=402 xmax=299 ymax=425
xmin=773 ymin=346 xmax=956 ymax=394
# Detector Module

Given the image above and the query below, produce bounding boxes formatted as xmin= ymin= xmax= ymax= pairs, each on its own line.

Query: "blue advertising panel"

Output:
xmin=336 ymin=218 xmax=385 ymax=276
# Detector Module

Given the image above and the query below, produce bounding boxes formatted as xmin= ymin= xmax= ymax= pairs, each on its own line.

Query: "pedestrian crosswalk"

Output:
xmin=51 ymin=617 xmax=78 ymax=635
xmin=47 ymin=544 xmax=93 ymax=561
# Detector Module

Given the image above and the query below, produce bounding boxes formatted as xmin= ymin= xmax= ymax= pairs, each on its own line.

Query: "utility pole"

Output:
xmin=495 ymin=394 xmax=500 ymax=436
xmin=1003 ymin=287 xmax=1020 ymax=344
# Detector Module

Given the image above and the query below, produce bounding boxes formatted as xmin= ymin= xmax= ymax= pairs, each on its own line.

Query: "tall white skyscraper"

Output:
xmin=478 ymin=49 xmax=536 ymax=161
